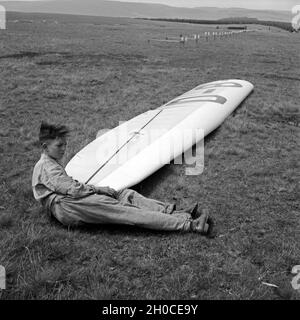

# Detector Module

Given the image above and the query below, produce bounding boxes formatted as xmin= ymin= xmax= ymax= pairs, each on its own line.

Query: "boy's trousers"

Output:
xmin=50 ymin=188 xmax=193 ymax=231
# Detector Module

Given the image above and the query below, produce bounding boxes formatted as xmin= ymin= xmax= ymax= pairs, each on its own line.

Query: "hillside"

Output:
xmin=0 ymin=0 xmax=292 ymax=22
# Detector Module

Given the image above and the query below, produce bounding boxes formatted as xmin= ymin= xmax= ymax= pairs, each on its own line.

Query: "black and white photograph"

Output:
xmin=0 ymin=0 xmax=299 ymax=305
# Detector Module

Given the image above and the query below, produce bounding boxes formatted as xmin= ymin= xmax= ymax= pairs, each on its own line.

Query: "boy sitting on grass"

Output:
xmin=32 ymin=122 xmax=211 ymax=235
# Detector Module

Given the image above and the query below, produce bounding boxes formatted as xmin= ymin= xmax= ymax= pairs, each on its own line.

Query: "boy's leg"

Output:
xmin=51 ymin=194 xmax=193 ymax=232
xmin=117 ymin=189 xmax=176 ymax=214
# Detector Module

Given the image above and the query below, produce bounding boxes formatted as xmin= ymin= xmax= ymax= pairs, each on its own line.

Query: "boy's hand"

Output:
xmin=95 ymin=186 xmax=118 ymax=198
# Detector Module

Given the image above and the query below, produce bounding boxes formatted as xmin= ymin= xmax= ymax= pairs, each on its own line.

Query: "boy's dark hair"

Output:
xmin=39 ymin=121 xmax=69 ymax=145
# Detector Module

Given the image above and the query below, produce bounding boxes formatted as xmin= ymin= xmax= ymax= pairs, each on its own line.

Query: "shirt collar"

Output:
xmin=41 ymin=153 xmax=62 ymax=166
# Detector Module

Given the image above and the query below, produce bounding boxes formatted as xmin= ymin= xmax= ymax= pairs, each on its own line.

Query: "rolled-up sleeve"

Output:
xmin=42 ymin=160 xmax=95 ymax=198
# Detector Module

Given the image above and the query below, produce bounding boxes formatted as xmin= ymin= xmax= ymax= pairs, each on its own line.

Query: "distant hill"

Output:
xmin=0 ymin=0 xmax=292 ymax=22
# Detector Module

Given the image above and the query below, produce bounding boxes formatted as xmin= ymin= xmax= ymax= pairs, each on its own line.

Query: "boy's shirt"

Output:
xmin=32 ymin=153 xmax=95 ymax=210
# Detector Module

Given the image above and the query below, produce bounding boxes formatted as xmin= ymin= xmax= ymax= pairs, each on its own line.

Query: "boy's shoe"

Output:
xmin=190 ymin=210 xmax=209 ymax=235
xmin=186 ymin=202 xmax=198 ymax=218
xmin=192 ymin=206 xmax=209 ymax=220
xmin=206 ymin=217 xmax=217 ymax=238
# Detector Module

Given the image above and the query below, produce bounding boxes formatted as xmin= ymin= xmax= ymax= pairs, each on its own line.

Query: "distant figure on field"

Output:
xmin=179 ymin=34 xmax=185 ymax=47
xmin=32 ymin=122 xmax=212 ymax=235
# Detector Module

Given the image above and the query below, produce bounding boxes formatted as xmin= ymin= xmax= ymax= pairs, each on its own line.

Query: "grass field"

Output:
xmin=0 ymin=12 xmax=299 ymax=300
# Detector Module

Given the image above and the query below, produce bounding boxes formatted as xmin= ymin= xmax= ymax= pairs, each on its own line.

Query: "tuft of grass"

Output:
xmin=0 ymin=211 xmax=14 ymax=229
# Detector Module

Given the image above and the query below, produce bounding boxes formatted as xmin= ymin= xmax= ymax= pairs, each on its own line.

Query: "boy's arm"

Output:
xmin=42 ymin=161 xmax=96 ymax=198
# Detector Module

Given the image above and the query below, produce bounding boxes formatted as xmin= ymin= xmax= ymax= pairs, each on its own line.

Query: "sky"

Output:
xmin=1 ymin=0 xmax=298 ymax=11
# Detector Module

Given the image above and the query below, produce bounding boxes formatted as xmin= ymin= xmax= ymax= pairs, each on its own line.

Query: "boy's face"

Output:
xmin=44 ymin=137 xmax=67 ymax=161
